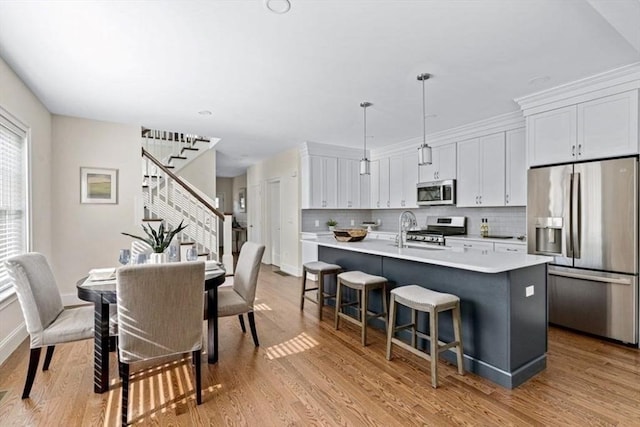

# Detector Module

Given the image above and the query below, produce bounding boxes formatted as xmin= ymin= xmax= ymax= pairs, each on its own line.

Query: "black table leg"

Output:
xmin=207 ymin=288 xmax=219 ymax=363
xmin=94 ymin=301 xmax=110 ymax=393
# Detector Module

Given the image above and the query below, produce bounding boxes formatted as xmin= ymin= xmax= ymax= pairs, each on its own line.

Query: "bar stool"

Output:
xmin=300 ymin=261 xmax=343 ymax=320
xmin=386 ymin=285 xmax=464 ymax=388
xmin=335 ymin=271 xmax=388 ymax=346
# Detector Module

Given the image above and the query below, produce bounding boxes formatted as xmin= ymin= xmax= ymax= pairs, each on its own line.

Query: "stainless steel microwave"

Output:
xmin=417 ymin=179 xmax=456 ymax=206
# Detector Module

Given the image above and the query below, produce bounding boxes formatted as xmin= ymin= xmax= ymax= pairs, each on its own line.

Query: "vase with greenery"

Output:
xmin=122 ymin=220 xmax=188 ymax=263
xmin=326 ymin=219 xmax=338 ymax=231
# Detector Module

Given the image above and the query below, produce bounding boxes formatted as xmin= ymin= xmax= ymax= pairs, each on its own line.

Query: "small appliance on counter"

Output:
xmin=405 ymin=216 xmax=466 ymax=246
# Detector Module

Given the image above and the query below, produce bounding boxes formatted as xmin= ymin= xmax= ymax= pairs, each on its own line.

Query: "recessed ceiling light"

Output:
xmin=528 ymin=75 xmax=551 ymax=85
xmin=265 ymin=0 xmax=291 ymax=14
xmin=198 ymin=110 xmax=212 ymax=115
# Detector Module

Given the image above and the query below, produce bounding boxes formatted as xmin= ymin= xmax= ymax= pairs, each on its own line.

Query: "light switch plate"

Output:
xmin=314 ymin=220 xmax=319 ymax=227
xmin=525 ymin=285 xmax=534 ymax=297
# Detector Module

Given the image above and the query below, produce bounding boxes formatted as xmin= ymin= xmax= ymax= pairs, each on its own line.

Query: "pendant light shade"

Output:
xmin=360 ymin=101 xmax=372 ymax=175
xmin=417 ymin=73 xmax=432 ymax=166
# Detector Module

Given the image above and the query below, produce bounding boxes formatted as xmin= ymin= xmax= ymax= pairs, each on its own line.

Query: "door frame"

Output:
xmin=265 ymin=178 xmax=281 ymax=266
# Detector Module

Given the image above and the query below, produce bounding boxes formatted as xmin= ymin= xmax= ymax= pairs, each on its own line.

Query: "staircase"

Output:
xmin=140 ymin=129 xmax=232 ymax=271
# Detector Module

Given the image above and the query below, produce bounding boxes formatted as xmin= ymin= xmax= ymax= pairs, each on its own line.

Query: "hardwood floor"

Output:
xmin=1 ymin=264 xmax=640 ymax=426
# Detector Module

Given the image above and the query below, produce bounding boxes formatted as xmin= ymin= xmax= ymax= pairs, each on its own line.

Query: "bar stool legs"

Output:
xmin=387 ymin=285 xmax=464 ymax=388
xmin=335 ymin=271 xmax=388 ymax=346
xmin=300 ymin=262 xmax=342 ymax=321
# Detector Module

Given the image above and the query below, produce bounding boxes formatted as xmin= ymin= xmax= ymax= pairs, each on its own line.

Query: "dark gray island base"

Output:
xmin=319 ymin=245 xmax=548 ymax=389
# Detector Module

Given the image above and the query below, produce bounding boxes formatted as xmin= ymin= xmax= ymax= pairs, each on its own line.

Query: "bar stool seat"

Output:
xmin=335 ymin=271 xmax=388 ymax=346
xmin=301 ymin=261 xmax=343 ymax=320
xmin=386 ymin=285 xmax=464 ymax=388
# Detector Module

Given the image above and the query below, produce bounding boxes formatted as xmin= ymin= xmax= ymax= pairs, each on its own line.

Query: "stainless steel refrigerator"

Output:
xmin=527 ymin=156 xmax=638 ymax=344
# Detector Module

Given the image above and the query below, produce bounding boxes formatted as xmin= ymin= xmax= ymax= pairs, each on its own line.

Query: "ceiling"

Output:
xmin=0 ymin=0 xmax=639 ymax=177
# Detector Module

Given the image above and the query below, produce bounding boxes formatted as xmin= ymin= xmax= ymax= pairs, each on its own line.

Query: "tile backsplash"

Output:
xmin=302 ymin=206 xmax=526 ymax=237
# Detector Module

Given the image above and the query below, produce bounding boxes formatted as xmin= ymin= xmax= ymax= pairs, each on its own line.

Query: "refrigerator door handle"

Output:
xmin=548 ymin=269 xmax=633 ymax=286
xmin=572 ymin=172 xmax=581 ymax=259
xmin=565 ymin=173 xmax=573 ymax=258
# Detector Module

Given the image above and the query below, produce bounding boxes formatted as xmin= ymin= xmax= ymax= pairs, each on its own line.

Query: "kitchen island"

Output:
xmin=307 ymin=236 xmax=551 ymax=388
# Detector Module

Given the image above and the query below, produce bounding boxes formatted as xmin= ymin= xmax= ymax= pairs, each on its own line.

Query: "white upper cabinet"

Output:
xmin=527 ymin=105 xmax=577 ymax=166
xmin=379 ymin=157 xmax=391 ymax=208
xmin=402 ymin=152 xmax=419 ymax=208
xmin=577 ymin=91 xmax=639 ymax=160
xmin=389 ymin=155 xmax=404 ymax=208
xmin=457 ymin=133 xmax=506 ymax=207
xmin=389 ymin=152 xmax=418 ymax=208
xmin=370 ymin=160 xmax=381 ymax=208
xmin=301 ymin=155 xmax=337 ymax=209
xmin=505 ymin=128 xmax=526 ymax=206
xmin=338 ymin=158 xmax=369 ymax=208
xmin=418 ymin=143 xmax=457 ymax=182
xmin=528 ymin=90 xmax=639 ymax=166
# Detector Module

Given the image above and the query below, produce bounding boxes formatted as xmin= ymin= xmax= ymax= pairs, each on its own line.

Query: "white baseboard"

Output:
xmin=280 ymin=263 xmax=301 ymax=277
xmin=0 ymin=322 xmax=27 ymax=366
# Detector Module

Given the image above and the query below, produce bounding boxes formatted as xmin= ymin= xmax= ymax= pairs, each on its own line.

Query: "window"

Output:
xmin=0 ymin=110 xmax=28 ymax=296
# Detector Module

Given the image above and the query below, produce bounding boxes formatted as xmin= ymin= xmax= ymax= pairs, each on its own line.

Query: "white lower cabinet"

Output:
xmin=494 ymin=242 xmax=527 ymax=254
xmin=446 ymin=239 xmax=494 ymax=251
xmin=446 ymin=237 xmax=526 ymax=253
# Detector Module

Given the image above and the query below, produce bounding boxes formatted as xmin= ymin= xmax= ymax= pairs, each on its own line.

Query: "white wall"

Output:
xmin=247 ymin=148 xmax=300 ymax=276
xmin=216 ymin=177 xmax=234 ymax=213
xmin=0 ymin=56 xmax=53 ymax=365
xmin=179 ymin=148 xmax=216 ymax=199
xmin=232 ymin=173 xmax=247 ymax=226
xmin=51 ymin=116 xmax=140 ymax=302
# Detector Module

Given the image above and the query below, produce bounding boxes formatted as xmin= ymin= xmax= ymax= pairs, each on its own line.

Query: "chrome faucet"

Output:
xmin=397 ymin=211 xmax=417 ymax=248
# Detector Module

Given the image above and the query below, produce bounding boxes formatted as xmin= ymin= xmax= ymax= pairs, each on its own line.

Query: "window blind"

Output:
xmin=0 ymin=115 xmax=27 ymax=295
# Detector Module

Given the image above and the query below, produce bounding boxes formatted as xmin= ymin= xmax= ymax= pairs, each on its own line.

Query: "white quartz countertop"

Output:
xmin=307 ymin=236 xmax=550 ymax=274
xmin=446 ymin=235 xmax=527 ymax=245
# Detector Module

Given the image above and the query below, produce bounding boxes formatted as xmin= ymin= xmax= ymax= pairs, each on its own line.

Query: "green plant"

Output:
xmin=326 ymin=219 xmax=338 ymax=227
xmin=122 ymin=220 xmax=188 ymax=253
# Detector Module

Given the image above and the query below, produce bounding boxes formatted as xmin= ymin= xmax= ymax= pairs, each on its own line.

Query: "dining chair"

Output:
xmin=116 ymin=261 xmax=205 ymax=426
xmin=217 ymin=242 xmax=265 ymax=346
xmin=6 ymin=252 xmax=97 ymax=398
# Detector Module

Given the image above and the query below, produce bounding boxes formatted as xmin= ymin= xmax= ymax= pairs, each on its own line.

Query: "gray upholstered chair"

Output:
xmin=6 ymin=252 xmax=95 ymax=399
xmin=116 ymin=261 xmax=205 ymax=426
xmin=217 ymin=242 xmax=265 ymax=346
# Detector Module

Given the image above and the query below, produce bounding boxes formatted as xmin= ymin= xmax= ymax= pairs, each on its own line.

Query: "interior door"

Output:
xmin=248 ymin=184 xmax=262 ymax=245
xmin=268 ymin=181 xmax=281 ymax=267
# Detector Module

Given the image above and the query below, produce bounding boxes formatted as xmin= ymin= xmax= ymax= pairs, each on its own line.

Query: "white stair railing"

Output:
xmin=141 ymin=148 xmax=229 ymax=265
xmin=142 ymin=128 xmax=204 ymax=172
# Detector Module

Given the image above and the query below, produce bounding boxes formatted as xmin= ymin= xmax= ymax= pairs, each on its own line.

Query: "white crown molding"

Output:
xmin=300 ymin=141 xmax=367 ymax=159
xmin=515 ymin=62 xmax=640 ymax=115
xmin=371 ymin=110 xmax=524 ymax=159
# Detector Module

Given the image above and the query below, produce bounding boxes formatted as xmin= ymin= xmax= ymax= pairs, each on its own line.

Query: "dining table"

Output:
xmin=76 ymin=264 xmax=226 ymax=394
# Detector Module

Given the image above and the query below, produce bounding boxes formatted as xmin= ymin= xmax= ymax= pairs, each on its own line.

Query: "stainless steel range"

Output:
xmin=406 ymin=216 xmax=466 ymax=246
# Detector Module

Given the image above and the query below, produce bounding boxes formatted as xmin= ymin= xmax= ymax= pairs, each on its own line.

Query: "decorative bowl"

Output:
xmin=333 ymin=228 xmax=368 ymax=242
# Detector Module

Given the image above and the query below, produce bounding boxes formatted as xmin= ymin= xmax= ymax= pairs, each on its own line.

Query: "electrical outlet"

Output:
xmin=314 ymin=220 xmax=319 ymax=227
xmin=525 ymin=285 xmax=534 ymax=297
xmin=350 ymin=219 xmax=355 ymax=226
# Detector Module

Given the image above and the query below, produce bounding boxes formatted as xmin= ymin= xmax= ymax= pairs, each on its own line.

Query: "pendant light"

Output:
xmin=417 ymin=73 xmax=433 ymax=166
xmin=359 ymin=101 xmax=372 ymax=175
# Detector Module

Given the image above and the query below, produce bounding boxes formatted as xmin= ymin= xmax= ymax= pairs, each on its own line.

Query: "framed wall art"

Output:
xmin=80 ymin=167 xmax=118 ymax=204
